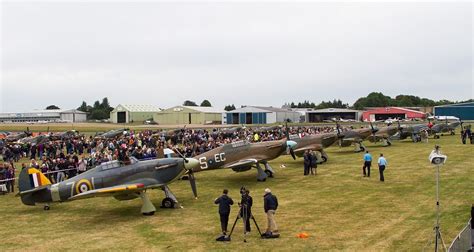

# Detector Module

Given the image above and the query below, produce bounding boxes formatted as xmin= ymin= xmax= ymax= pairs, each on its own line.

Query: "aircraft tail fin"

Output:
xmin=18 ymin=168 xmax=51 ymax=205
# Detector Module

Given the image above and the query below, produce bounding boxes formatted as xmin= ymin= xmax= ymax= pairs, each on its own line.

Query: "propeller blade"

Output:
xmin=188 ymin=170 xmax=198 ymax=199
xmin=289 ymin=148 xmax=296 ymax=160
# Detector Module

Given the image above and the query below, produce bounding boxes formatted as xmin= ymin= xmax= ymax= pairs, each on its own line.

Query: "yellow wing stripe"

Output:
xmin=98 ymin=185 xmax=140 ymax=193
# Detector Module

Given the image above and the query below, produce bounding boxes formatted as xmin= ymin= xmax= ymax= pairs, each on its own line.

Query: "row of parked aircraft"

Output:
xmin=12 ymin=118 xmax=465 ymax=215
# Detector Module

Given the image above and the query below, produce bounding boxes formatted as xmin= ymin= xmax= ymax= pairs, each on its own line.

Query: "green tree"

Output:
xmin=45 ymin=105 xmax=60 ymax=110
xmin=200 ymin=100 xmax=212 ymax=107
xmin=77 ymin=101 xmax=88 ymax=112
xmin=183 ymin=100 xmax=198 ymax=106
xmin=224 ymin=104 xmax=236 ymax=111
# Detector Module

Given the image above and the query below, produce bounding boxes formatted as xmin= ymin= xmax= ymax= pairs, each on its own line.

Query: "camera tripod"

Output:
xmin=227 ymin=205 xmax=262 ymax=242
xmin=423 ymin=163 xmax=447 ymax=252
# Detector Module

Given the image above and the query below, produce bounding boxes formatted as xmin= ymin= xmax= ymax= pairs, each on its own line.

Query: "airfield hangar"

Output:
xmin=223 ymin=106 xmax=301 ymax=124
xmin=305 ymin=108 xmax=362 ymax=122
xmin=434 ymin=102 xmax=474 ymax=120
xmin=0 ymin=109 xmax=87 ymax=123
xmin=153 ymin=106 xmax=224 ymax=125
xmin=110 ymin=104 xmax=162 ymax=124
xmin=362 ymin=107 xmax=427 ymax=122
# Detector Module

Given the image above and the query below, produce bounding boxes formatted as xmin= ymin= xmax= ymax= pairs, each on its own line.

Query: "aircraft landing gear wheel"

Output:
xmin=451 ymin=132 xmax=455 ymax=135
xmin=181 ymin=175 xmax=189 ymax=180
xmin=257 ymin=178 xmax=266 ymax=182
xmin=321 ymin=156 xmax=328 ymax=163
xmin=162 ymin=198 xmax=175 ymax=209
xmin=142 ymin=211 xmax=155 ymax=216
xmin=440 ymin=134 xmax=444 ymax=137
xmin=44 ymin=205 xmax=50 ymax=211
xmin=387 ymin=141 xmax=392 ymax=146
xmin=264 ymin=170 xmax=273 ymax=178
xmin=360 ymin=146 xmax=365 ymax=152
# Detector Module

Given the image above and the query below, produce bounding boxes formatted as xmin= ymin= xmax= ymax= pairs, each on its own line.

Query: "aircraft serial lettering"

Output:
xmin=199 ymin=153 xmax=226 ymax=169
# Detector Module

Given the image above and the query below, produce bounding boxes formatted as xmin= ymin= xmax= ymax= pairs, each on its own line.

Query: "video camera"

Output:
xmin=429 ymin=145 xmax=447 ymax=166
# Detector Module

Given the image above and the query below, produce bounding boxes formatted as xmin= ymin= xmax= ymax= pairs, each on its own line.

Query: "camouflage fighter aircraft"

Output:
xmin=191 ymin=138 xmax=297 ymax=182
xmin=5 ymin=130 xmax=32 ymax=143
xmin=49 ymin=130 xmax=82 ymax=141
xmin=288 ymin=128 xmax=343 ymax=163
xmin=338 ymin=125 xmax=378 ymax=152
xmin=18 ymin=156 xmax=200 ymax=215
xmin=94 ymin=128 xmax=129 ymax=139
xmin=16 ymin=134 xmax=50 ymax=145
xmin=429 ymin=120 xmax=462 ymax=138
xmin=390 ymin=121 xmax=429 ymax=142
xmin=366 ymin=123 xmax=400 ymax=146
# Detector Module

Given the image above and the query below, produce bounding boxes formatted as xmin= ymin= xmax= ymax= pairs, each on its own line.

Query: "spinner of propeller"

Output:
xmin=173 ymin=148 xmax=199 ymax=199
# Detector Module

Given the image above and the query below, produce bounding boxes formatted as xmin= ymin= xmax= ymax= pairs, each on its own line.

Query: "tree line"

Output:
xmin=287 ymin=92 xmax=473 ymax=110
xmin=77 ymin=98 xmax=114 ymax=120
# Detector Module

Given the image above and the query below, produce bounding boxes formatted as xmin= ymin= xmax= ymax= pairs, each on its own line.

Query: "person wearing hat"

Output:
xmin=263 ymin=188 xmax=279 ymax=235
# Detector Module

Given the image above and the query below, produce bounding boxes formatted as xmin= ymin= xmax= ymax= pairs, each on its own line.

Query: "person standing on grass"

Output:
xmin=303 ymin=150 xmax=311 ymax=176
xmin=214 ymin=189 xmax=234 ymax=235
xmin=362 ymin=151 xmax=372 ymax=177
xmin=377 ymin=153 xmax=388 ymax=182
xmin=263 ymin=188 xmax=279 ymax=235
xmin=310 ymin=150 xmax=318 ymax=175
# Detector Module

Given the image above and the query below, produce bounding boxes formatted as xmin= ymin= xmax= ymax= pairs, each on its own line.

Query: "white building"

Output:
xmin=223 ymin=106 xmax=301 ymax=124
xmin=0 ymin=109 xmax=87 ymax=123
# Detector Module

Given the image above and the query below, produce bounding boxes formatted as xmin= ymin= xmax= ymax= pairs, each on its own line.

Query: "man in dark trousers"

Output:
xmin=214 ymin=189 xmax=234 ymax=235
xmin=239 ymin=188 xmax=253 ymax=234
xmin=362 ymin=150 xmax=372 ymax=177
xmin=303 ymin=150 xmax=311 ymax=176
xmin=310 ymin=150 xmax=318 ymax=175
xmin=377 ymin=153 xmax=388 ymax=182
xmin=263 ymin=188 xmax=279 ymax=236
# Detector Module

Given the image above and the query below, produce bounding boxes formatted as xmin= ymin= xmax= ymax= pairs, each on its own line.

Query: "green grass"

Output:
xmin=0 ymin=135 xmax=472 ymax=251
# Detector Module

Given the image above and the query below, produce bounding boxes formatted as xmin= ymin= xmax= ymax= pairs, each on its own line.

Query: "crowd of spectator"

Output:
xmin=0 ymin=125 xmax=339 ymax=193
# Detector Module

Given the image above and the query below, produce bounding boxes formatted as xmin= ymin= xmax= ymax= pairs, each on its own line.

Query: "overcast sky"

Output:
xmin=1 ymin=1 xmax=472 ymax=112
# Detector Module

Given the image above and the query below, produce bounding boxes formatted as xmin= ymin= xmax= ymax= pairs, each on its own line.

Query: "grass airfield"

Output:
xmin=1 ymin=135 xmax=473 ymax=251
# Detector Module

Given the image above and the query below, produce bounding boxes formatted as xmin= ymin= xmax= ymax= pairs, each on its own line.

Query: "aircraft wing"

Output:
xmin=69 ymin=183 xmax=146 ymax=201
xmin=225 ymin=159 xmax=258 ymax=170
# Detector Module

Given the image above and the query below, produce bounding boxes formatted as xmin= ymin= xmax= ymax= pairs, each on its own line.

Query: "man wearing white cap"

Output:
xmin=263 ymin=188 xmax=279 ymax=235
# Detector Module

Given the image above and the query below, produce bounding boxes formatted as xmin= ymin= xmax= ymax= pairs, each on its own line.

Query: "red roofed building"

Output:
xmin=362 ymin=107 xmax=427 ymax=122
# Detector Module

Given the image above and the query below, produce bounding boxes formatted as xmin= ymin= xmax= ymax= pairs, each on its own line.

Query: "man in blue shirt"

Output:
xmin=378 ymin=153 xmax=388 ymax=182
xmin=362 ymin=151 xmax=372 ymax=177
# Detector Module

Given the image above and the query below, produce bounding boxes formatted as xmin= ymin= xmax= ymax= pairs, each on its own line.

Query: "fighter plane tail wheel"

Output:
xmin=44 ymin=205 xmax=50 ymax=211
xmin=162 ymin=198 xmax=175 ymax=209
xmin=264 ymin=170 xmax=273 ymax=178
xmin=142 ymin=211 xmax=155 ymax=216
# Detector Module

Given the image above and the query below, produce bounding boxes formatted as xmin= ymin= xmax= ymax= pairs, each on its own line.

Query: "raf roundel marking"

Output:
xmin=75 ymin=179 xmax=92 ymax=194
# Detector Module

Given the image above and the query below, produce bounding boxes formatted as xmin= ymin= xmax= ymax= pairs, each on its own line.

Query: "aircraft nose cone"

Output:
xmin=286 ymin=140 xmax=297 ymax=149
xmin=184 ymin=158 xmax=200 ymax=170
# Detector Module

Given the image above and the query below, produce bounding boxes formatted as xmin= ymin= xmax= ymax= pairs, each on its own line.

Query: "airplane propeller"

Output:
xmin=173 ymin=148 xmax=198 ymax=199
xmin=369 ymin=122 xmax=378 ymax=140
xmin=397 ymin=120 xmax=404 ymax=134
xmin=335 ymin=121 xmax=344 ymax=147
